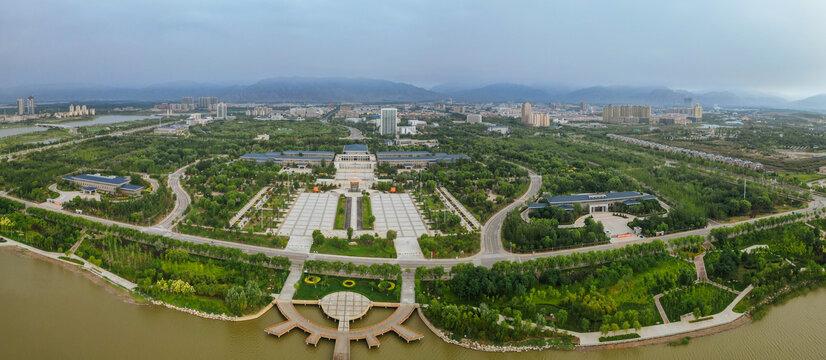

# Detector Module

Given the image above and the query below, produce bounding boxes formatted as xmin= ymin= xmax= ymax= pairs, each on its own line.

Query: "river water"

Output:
xmin=1 ymin=248 xmax=825 ymax=360
xmin=0 ymin=115 xmax=161 ymax=139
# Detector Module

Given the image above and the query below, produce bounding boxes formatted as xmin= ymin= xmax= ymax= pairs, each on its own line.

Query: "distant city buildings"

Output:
xmin=154 ymin=124 xmax=189 ymax=135
xmin=466 ymin=114 xmax=482 ymax=123
xmin=521 ymin=102 xmax=532 ymax=124
xmin=26 ymin=96 xmax=35 ymax=115
xmin=379 ymin=108 xmax=398 ymax=135
xmin=181 ymin=97 xmax=195 ymax=110
xmin=602 ymin=105 xmax=652 ymax=124
xmin=54 ymin=104 xmax=96 ymax=118
xmin=198 ymin=96 xmax=218 ymax=109
xmin=216 ymin=102 xmax=228 ymax=119
xmin=17 ymin=99 xmax=24 ymax=115
xmin=691 ymin=103 xmax=703 ymax=120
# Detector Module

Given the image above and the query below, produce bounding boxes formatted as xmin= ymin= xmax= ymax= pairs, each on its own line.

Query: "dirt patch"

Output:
xmin=0 ymin=246 xmax=143 ymax=306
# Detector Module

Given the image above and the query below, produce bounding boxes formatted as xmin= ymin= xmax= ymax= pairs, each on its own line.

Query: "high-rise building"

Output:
xmin=26 ymin=96 xmax=35 ymax=115
xmin=198 ymin=96 xmax=218 ymax=109
xmin=690 ymin=103 xmax=703 ymax=121
xmin=216 ymin=102 xmax=228 ymax=119
xmin=602 ymin=105 xmax=651 ymax=124
xmin=182 ymin=97 xmax=195 ymax=111
xmin=466 ymin=114 xmax=482 ymax=123
xmin=521 ymin=102 xmax=532 ymax=124
xmin=17 ymin=99 xmax=25 ymax=115
xmin=580 ymin=101 xmax=587 ymax=112
xmin=379 ymin=108 xmax=398 ymax=135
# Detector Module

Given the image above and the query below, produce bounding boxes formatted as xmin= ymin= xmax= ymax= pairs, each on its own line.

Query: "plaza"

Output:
xmin=278 ymin=193 xmax=338 ymax=237
xmin=371 ymin=193 xmax=428 ymax=238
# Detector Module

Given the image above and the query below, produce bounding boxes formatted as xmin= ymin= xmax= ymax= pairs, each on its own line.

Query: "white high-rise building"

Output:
xmin=216 ymin=102 xmax=228 ymax=119
xmin=17 ymin=99 xmax=24 ymax=115
xmin=379 ymin=108 xmax=398 ymax=135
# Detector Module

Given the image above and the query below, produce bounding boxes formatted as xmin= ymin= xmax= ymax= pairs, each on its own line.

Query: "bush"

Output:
xmin=599 ymin=333 xmax=641 ymax=342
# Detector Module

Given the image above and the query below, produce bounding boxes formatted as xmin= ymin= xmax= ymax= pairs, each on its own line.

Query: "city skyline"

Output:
xmin=2 ymin=1 xmax=826 ymax=98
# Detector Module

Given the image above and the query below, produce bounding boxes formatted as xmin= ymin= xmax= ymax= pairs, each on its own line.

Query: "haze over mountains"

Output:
xmin=3 ymin=77 xmax=826 ymax=110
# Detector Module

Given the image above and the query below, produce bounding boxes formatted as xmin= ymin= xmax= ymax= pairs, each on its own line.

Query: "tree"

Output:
xmin=347 ymin=227 xmax=353 ymax=240
xmin=556 ymin=309 xmax=568 ymax=327
xmin=225 ymin=285 xmax=248 ymax=313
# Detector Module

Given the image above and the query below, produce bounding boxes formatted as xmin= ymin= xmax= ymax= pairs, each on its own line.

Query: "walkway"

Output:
xmin=575 ymin=284 xmax=754 ymax=346
xmin=437 ymin=187 xmax=481 ymax=232
xmin=0 ymin=236 xmax=137 ymax=290
xmin=265 ymin=299 xmax=421 ymax=360
xmin=278 ymin=263 xmax=304 ymax=300
xmin=653 ymin=293 xmax=670 ymax=324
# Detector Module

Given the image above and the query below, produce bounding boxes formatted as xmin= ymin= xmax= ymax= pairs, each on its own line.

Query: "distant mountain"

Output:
xmin=232 ymin=77 xmax=441 ymax=103
xmin=0 ymin=77 xmax=443 ymax=103
xmin=439 ymin=83 xmax=550 ymax=102
xmin=556 ymin=86 xmax=691 ymax=106
xmin=791 ymin=94 xmax=826 ymax=109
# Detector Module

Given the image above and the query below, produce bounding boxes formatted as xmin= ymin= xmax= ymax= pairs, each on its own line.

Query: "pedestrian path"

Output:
xmin=0 ymin=236 xmax=137 ymax=290
xmin=400 ymin=271 xmax=416 ymax=304
xmin=278 ymin=264 xmax=304 ymax=300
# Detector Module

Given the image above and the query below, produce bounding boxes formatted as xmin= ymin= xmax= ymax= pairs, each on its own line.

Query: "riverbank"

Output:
xmin=0 ymin=246 xmax=141 ymax=306
xmin=0 ymin=241 xmax=274 ymax=323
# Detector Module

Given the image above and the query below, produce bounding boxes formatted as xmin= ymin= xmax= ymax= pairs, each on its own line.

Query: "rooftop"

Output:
xmin=545 ymin=191 xmax=652 ymax=205
xmin=64 ymin=173 xmax=130 ymax=186
xmin=343 ymin=144 xmax=368 ymax=153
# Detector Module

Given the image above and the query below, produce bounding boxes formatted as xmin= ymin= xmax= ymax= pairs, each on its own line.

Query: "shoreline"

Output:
xmin=0 ymin=245 xmax=272 ymax=322
xmin=415 ymin=303 xmax=753 ymax=352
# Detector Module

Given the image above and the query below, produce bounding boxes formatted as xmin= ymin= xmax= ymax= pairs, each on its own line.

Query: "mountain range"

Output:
xmin=3 ymin=77 xmax=826 ymax=110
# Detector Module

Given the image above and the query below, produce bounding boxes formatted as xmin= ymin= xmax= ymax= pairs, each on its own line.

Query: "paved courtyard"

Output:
xmin=278 ymin=193 xmax=338 ymax=237
xmin=372 ymin=193 xmax=428 ymax=238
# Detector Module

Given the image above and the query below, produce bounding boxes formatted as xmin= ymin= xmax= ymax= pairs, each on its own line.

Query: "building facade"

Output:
xmin=602 ymin=105 xmax=652 ymax=124
xmin=216 ymin=102 xmax=228 ymax=119
xmin=17 ymin=99 xmax=24 ymax=115
xmin=521 ymin=102 xmax=532 ymax=124
xmin=379 ymin=108 xmax=398 ymax=135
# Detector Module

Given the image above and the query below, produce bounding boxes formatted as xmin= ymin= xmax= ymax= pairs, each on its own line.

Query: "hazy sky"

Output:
xmin=3 ymin=0 xmax=826 ymax=98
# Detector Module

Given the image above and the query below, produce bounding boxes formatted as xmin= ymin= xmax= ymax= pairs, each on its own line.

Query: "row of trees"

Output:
xmin=303 ymin=259 xmax=401 ymax=280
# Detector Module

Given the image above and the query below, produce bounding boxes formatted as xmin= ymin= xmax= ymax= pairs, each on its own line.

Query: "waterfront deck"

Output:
xmin=265 ymin=297 xmax=422 ymax=360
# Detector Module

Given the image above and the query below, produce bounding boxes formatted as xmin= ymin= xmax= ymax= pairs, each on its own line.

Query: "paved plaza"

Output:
xmin=278 ymin=193 xmax=338 ymax=237
xmin=372 ymin=193 xmax=428 ymax=238
xmin=320 ymin=292 xmax=372 ymax=331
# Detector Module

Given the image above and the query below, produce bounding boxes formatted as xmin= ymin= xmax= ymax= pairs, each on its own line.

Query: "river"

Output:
xmin=1 ymin=248 xmax=825 ymax=360
xmin=0 ymin=115 xmax=162 ymax=139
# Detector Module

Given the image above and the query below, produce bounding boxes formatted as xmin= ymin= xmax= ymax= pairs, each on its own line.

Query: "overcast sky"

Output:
xmin=2 ymin=0 xmax=825 ymax=99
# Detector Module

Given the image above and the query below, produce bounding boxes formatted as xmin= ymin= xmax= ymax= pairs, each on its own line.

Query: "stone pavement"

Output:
xmin=372 ymin=193 xmax=428 ymax=238
xmin=278 ymin=264 xmax=304 ymax=300
xmin=279 ymin=193 xmax=338 ymax=236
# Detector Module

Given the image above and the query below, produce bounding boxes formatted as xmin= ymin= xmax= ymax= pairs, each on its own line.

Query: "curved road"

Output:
xmin=480 ymin=167 xmax=542 ymax=261
xmin=341 ymin=126 xmax=365 ymax=140
xmin=156 ymin=162 xmax=194 ymax=229
xmin=3 ymin=171 xmax=824 ymax=270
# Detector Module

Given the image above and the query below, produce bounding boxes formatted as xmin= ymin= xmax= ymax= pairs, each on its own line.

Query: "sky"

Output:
xmin=2 ymin=0 xmax=826 ymax=99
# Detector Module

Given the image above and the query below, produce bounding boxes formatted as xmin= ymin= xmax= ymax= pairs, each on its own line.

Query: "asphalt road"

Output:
xmin=3 ymin=167 xmax=824 ymax=270
xmin=156 ymin=162 xmax=193 ymax=229
xmin=342 ymin=126 xmax=364 ymax=140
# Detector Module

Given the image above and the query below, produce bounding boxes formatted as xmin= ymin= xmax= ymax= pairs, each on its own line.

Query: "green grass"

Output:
xmin=334 ymin=195 xmax=347 ymax=229
xmin=362 ymin=196 xmax=373 ymax=230
xmin=660 ymin=284 xmax=737 ymax=322
xmin=294 ymin=274 xmax=400 ymax=302
xmin=58 ymin=256 xmax=84 ymax=265
xmin=310 ymin=241 xmax=396 ymax=258
xmin=599 ymin=333 xmax=641 ymax=342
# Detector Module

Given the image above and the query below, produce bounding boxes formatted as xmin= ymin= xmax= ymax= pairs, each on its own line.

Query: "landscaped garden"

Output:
xmin=416 ymin=241 xmax=696 ymax=336
xmin=659 ymin=283 xmax=737 ymax=322
xmin=295 ymin=273 xmax=400 ymax=302
xmin=310 ymin=230 xmax=396 ymax=258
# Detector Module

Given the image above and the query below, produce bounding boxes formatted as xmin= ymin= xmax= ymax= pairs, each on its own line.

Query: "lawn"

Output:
xmin=660 ymin=283 xmax=737 ymax=322
xmin=295 ymin=274 xmax=400 ymax=302
xmin=362 ymin=196 xmax=374 ymax=230
xmin=310 ymin=241 xmax=396 ymax=258
xmin=334 ymin=194 xmax=347 ymax=229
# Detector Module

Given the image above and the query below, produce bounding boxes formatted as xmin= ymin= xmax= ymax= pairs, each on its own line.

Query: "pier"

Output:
xmin=265 ymin=292 xmax=422 ymax=360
